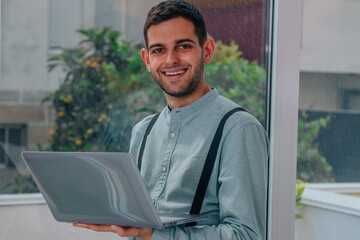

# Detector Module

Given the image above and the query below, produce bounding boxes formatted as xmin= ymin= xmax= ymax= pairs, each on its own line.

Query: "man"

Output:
xmin=74 ymin=1 xmax=268 ymax=239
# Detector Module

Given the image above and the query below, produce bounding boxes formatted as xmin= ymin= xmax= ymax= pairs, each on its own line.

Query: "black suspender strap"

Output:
xmin=137 ymin=113 xmax=160 ymax=171
xmin=136 ymin=107 xmax=247 ymax=227
xmin=186 ymin=107 xmax=246 ymax=227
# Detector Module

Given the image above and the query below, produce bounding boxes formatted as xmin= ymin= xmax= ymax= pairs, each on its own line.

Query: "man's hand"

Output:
xmin=73 ymin=223 xmax=153 ymax=240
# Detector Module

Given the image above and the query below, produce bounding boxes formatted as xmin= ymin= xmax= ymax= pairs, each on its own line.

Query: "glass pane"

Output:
xmin=296 ymin=0 xmax=360 ymax=239
xmin=0 ymin=129 xmax=4 ymax=165
xmin=1 ymin=0 xmax=270 ymax=191
xmin=189 ymin=0 xmax=269 ymax=126
xmin=0 ymin=0 xmax=270 ymax=239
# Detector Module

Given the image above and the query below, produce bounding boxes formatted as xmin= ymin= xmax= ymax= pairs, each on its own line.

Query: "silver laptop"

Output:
xmin=21 ymin=151 xmax=206 ymax=229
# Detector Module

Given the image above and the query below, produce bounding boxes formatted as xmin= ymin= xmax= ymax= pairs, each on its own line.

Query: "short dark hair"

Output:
xmin=143 ymin=0 xmax=207 ymax=49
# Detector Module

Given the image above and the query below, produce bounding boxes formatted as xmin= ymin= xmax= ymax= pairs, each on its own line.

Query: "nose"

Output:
xmin=165 ymin=49 xmax=180 ymax=66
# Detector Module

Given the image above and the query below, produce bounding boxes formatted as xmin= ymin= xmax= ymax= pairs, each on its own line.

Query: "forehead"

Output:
xmin=147 ymin=17 xmax=199 ymax=46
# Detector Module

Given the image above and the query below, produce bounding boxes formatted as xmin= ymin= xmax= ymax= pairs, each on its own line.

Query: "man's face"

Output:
xmin=141 ymin=17 xmax=210 ymax=98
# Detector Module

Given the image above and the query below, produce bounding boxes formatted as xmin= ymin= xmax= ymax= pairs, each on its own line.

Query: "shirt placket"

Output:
xmin=151 ymin=110 xmax=182 ymax=207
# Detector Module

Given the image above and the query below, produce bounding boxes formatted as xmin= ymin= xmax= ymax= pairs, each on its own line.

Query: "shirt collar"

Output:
xmin=165 ymin=88 xmax=219 ymax=115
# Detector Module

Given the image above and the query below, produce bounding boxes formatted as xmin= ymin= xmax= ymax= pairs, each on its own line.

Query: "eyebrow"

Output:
xmin=148 ymin=38 xmax=197 ymax=50
xmin=148 ymin=43 xmax=164 ymax=50
xmin=176 ymin=38 xmax=196 ymax=45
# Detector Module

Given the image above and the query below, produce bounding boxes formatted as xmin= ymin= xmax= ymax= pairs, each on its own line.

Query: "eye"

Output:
xmin=152 ymin=48 xmax=164 ymax=54
xmin=178 ymin=44 xmax=192 ymax=50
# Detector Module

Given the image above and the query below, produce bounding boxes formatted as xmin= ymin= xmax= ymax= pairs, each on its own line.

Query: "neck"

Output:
xmin=165 ymin=84 xmax=211 ymax=109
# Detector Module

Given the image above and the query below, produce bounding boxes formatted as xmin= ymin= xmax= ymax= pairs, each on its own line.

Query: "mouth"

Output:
xmin=160 ymin=66 xmax=189 ymax=78
xmin=163 ymin=70 xmax=186 ymax=76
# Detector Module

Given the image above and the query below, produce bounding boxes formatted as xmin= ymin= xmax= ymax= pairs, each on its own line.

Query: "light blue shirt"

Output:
xmin=129 ymin=89 xmax=269 ymax=240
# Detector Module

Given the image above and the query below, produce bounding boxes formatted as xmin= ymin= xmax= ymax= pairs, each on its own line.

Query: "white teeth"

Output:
xmin=164 ymin=70 xmax=185 ymax=76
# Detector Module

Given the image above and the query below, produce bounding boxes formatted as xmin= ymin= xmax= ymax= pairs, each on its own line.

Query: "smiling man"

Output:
xmin=74 ymin=1 xmax=269 ymax=239
xmin=141 ymin=16 xmax=212 ymax=109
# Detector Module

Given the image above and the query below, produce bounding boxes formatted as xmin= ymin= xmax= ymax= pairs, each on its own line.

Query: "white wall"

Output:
xmin=296 ymin=206 xmax=360 ymax=240
xmin=295 ymin=185 xmax=360 ymax=240
xmin=94 ymin=0 xmax=161 ymax=44
xmin=1 ymin=0 xmax=49 ymax=92
xmin=0 ymin=201 xmax=124 ymax=240
xmin=0 ymin=0 xmax=160 ymax=93
xmin=0 ymin=0 xmax=96 ymax=93
xmin=299 ymin=72 xmax=341 ymax=110
xmin=300 ymin=0 xmax=360 ymax=74
xmin=49 ymin=0 xmax=96 ymax=48
xmin=299 ymin=72 xmax=360 ymax=110
xmin=124 ymin=0 xmax=162 ymax=44
xmin=299 ymin=0 xmax=360 ymax=111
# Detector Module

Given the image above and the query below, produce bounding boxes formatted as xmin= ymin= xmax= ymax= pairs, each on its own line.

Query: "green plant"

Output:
xmin=206 ymin=41 xmax=266 ymax=124
xmin=4 ymin=175 xmax=39 ymax=194
xmin=297 ymin=111 xmax=333 ymax=182
xmin=295 ymin=179 xmax=309 ymax=219
xmin=44 ymin=27 xmax=155 ymax=152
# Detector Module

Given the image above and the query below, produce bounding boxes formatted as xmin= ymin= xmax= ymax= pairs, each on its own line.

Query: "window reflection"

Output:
xmin=0 ymin=1 xmax=271 ymax=239
xmin=0 ymin=0 xmax=269 ymax=195
xmin=189 ymin=0 xmax=268 ymax=66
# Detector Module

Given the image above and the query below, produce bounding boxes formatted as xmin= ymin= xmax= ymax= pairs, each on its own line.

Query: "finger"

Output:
xmin=123 ymin=227 xmax=141 ymax=237
xmin=73 ymin=223 xmax=114 ymax=232
xmin=111 ymin=225 xmax=127 ymax=237
xmin=111 ymin=225 xmax=139 ymax=237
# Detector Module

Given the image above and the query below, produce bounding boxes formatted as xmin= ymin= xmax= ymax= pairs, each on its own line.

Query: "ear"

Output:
xmin=203 ymin=38 xmax=215 ymax=64
xmin=141 ymin=48 xmax=151 ymax=72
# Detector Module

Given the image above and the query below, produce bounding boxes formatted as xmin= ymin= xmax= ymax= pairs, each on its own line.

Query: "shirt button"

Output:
xmin=162 ymin=167 xmax=167 ymax=172
xmin=152 ymin=200 xmax=155 ymax=204
xmin=170 ymin=133 xmax=175 ymax=138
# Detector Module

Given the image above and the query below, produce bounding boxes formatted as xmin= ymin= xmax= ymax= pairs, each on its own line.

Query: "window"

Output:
xmin=344 ymin=89 xmax=360 ymax=110
xmin=0 ymin=0 xmax=279 ymax=239
xmin=296 ymin=0 xmax=360 ymax=239
xmin=0 ymin=124 xmax=27 ymax=193
xmin=0 ymin=124 xmax=27 ymax=167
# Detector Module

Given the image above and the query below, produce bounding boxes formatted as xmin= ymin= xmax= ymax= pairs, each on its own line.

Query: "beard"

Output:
xmin=151 ymin=53 xmax=205 ymax=98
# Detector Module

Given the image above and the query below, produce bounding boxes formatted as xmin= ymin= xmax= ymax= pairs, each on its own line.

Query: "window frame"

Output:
xmin=0 ymin=0 xmax=1 ymax=84
xmin=267 ymin=0 xmax=302 ymax=239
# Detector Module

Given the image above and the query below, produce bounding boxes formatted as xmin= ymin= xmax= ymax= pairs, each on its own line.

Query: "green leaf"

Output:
xmin=83 ymin=143 xmax=93 ymax=152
